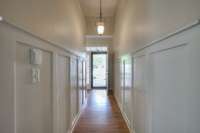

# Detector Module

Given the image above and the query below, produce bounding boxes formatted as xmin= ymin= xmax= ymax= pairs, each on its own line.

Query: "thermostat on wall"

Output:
xmin=30 ymin=48 xmax=42 ymax=65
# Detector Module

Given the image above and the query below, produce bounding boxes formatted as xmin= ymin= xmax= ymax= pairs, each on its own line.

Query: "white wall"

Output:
xmin=113 ymin=1 xmax=200 ymax=132
xmin=70 ymin=58 xmax=79 ymax=125
xmin=113 ymin=0 xmax=200 ymax=54
xmin=78 ymin=59 xmax=86 ymax=110
xmin=115 ymin=21 xmax=200 ymax=133
xmin=117 ymin=55 xmax=132 ymax=128
xmin=0 ymin=0 xmax=86 ymax=53
xmin=0 ymin=0 xmax=87 ymax=132
xmin=15 ymin=44 xmax=52 ymax=133
xmin=0 ymin=14 xmax=87 ymax=133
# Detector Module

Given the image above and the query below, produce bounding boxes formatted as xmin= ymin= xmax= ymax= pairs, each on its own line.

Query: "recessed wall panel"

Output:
xmin=16 ymin=43 xmax=52 ymax=133
xmin=56 ymin=55 xmax=70 ymax=133
xmin=149 ymin=45 xmax=189 ymax=133
xmin=133 ymin=55 xmax=146 ymax=133
xmin=70 ymin=58 xmax=78 ymax=124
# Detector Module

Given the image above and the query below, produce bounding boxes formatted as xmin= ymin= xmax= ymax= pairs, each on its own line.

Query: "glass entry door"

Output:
xmin=91 ymin=52 xmax=107 ymax=88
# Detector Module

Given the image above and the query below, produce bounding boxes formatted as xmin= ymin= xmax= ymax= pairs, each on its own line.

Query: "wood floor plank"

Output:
xmin=73 ymin=90 xmax=129 ymax=133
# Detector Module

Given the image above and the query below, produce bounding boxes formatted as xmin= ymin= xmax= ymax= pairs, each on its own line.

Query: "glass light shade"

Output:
xmin=97 ymin=22 xmax=104 ymax=35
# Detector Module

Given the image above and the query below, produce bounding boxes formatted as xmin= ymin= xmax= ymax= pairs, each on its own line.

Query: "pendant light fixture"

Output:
xmin=97 ymin=0 xmax=104 ymax=35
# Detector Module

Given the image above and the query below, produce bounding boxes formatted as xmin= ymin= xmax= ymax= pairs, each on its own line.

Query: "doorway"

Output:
xmin=91 ymin=52 xmax=107 ymax=89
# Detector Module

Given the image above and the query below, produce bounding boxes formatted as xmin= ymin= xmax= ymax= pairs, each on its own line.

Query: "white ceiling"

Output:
xmin=79 ymin=0 xmax=118 ymax=17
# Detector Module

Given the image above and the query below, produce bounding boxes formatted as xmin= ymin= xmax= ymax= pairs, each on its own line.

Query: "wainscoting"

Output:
xmin=115 ymin=20 xmax=200 ymax=133
xmin=0 ymin=19 xmax=87 ymax=133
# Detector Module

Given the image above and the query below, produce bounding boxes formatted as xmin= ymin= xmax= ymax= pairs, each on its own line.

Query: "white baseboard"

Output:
xmin=114 ymin=96 xmax=135 ymax=133
xmin=68 ymin=99 xmax=88 ymax=133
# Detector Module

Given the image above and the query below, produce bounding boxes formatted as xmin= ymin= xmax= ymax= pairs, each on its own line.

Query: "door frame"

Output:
xmin=91 ymin=52 xmax=107 ymax=89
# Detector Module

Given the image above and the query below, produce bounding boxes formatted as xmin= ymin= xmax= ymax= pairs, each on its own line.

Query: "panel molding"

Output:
xmin=149 ymin=43 xmax=188 ymax=55
xmin=133 ymin=19 xmax=200 ymax=55
xmin=0 ymin=17 xmax=80 ymax=57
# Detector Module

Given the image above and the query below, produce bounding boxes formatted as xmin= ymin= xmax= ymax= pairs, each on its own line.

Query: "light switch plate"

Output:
xmin=32 ymin=68 xmax=40 ymax=83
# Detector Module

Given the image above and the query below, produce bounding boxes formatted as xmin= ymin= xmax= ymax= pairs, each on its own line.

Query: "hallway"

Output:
xmin=0 ymin=0 xmax=200 ymax=133
xmin=73 ymin=90 xmax=129 ymax=133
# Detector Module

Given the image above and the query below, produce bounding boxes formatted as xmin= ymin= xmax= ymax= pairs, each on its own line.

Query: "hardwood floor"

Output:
xmin=73 ymin=89 xmax=129 ymax=133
